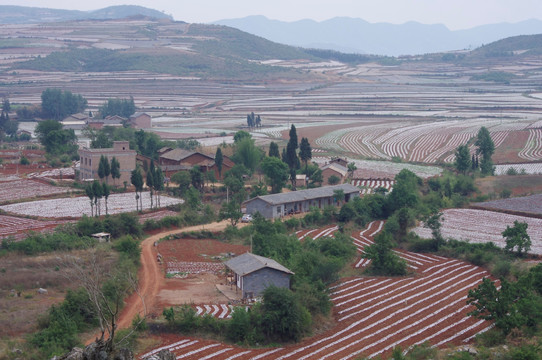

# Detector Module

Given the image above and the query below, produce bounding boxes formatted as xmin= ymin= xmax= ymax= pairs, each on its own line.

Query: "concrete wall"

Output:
xmin=79 ymin=141 xmax=136 ymax=184
xmin=242 ymin=267 xmax=291 ymax=298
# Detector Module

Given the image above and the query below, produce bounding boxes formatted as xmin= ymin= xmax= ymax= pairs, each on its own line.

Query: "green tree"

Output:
xmin=130 ymin=168 xmax=144 ymax=212
xmin=299 ymin=137 xmax=312 ymax=172
xmin=153 ymin=166 xmax=164 ymax=207
xmin=424 ymin=212 xmax=444 ymax=250
xmin=347 ymin=162 xmax=357 ymax=178
xmin=171 ymin=171 xmax=191 ymax=196
xmin=190 ymin=165 xmax=204 ymax=192
xmin=98 ymin=155 xmax=111 ymax=183
xmin=102 ymin=182 xmax=110 ymax=215
xmin=327 ymin=174 xmax=340 ymax=185
xmin=232 ymin=137 xmax=262 ymax=172
xmin=146 ymin=161 xmax=155 ymax=209
xmin=261 ymin=286 xmax=311 ymax=342
xmin=454 ymin=144 xmax=471 ymax=174
xmin=502 ymin=220 xmax=531 ymax=255
xmin=233 ymin=130 xmax=251 ymax=143
xmin=2 ymin=97 xmax=11 ymax=112
xmin=214 ymin=147 xmax=223 ymax=179
xmin=261 ymin=156 xmax=289 ymax=193
xmin=92 ymin=180 xmax=103 ymax=217
xmin=110 ymin=157 xmax=120 ymax=187
xmin=467 ymin=277 xmax=521 ymax=334
xmin=219 ymin=200 xmax=243 ymax=226
xmin=475 ymin=127 xmax=495 ymax=175
xmin=289 ymin=124 xmax=298 ymax=150
xmin=363 ymin=231 xmax=407 ymax=276
xmin=268 ymin=141 xmax=280 ymax=158
xmin=99 ymin=97 xmax=135 ymax=118
xmin=85 ymin=183 xmax=95 ymax=217
xmin=35 ymin=120 xmax=78 ymax=156
xmin=41 ymin=88 xmax=87 ymax=120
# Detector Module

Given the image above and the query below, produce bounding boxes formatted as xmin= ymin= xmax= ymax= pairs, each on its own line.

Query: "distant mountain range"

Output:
xmin=0 ymin=5 xmax=172 ymax=24
xmin=213 ymin=16 xmax=542 ymax=56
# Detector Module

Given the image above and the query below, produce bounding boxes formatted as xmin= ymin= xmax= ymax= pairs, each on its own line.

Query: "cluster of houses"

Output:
xmin=62 ymin=112 xmax=152 ymax=130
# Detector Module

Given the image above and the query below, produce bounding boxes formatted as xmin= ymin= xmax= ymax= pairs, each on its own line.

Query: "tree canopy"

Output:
xmin=261 ymin=156 xmax=289 ymax=193
xmin=475 ymin=127 xmax=495 ymax=175
xmin=454 ymin=144 xmax=471 ymax=174
xmin=99 ymin=97 xmax=135 ymax=119
xmin=35 ymin=119 xmax=78 ymax=157
xmin=41 ymin=88 xmax=87 ymax=120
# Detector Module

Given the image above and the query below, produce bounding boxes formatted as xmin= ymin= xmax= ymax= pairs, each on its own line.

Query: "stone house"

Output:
xmin=224 ymin=253 xmax=294 ymax=299
xmin=78 ymin=141 xmax=136 ymax=184
xmin=243 ymin=183 xmax=360 ymax=219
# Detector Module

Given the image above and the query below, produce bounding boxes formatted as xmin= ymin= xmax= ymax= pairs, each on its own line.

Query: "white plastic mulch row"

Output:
xmin=412 ymin=208 xmax=542 ymax=255
xmin=0 ymin=191 xmax=184 ymax=218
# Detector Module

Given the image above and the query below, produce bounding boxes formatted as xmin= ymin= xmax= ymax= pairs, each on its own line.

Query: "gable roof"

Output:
xmin=321 ymin=163 xmax=348 ymax=177
xmin=160 ymin=148 xmax=199 ymax=162
xmin=224 ymin=253 xmax=294 ymax=276
xmin=243 ymin=184 xmax=360 ymax=206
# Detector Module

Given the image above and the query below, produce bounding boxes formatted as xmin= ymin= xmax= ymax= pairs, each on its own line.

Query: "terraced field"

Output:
xmin=413 ymin=208 xmax=542 ymax=254
xmin=140 ymin=223 xmax=492 ymax=359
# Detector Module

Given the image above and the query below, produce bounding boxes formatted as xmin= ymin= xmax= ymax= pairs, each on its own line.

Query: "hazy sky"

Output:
xmin=1 ymin=0 xmax=541 ymax=30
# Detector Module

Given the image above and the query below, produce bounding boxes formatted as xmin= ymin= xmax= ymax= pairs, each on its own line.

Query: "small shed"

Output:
xmin=91 ymin=232 xmax=111 ymax=243
xmin=224 ymin=253 xmax=294 ymax=299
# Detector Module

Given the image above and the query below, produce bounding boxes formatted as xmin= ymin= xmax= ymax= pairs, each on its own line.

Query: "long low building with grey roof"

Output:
xmin=243 ymin=184 xmax=360 ymax=219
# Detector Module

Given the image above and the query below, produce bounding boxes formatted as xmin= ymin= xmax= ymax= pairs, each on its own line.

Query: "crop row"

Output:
xmin=494 ymin=163 xmax=542 ymax=175
xmin=0 ymin=214 xmax=73 ymax=241
xmin=412 ymin=208 xmax=542 ymax=254
xmin=140 ymin=241 xmax=491 ymax=360
xmin=166 ymin=261 xmax=225 ymax=275
xmin=315 ymin=118 xmax=535 ymax=164
xmin=0 ymin=191 xmax=184 ymax=218
xmin=518 ymin=128 xmax=542 ymax=161
xmin=0 ymin=179 xmax=73 ymax=203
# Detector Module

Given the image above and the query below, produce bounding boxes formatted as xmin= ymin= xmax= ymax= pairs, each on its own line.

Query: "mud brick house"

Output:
xmin=243 ymin=183 xmax=360 ymax=219
xmin=78 ymin=141 xmax=136 ymax=184
xmin=128 ymin=112 xmax=152 ymax=129
xmin=158 ymin=148 xmax=234 ymax=180
xmin=224 ymin=253 xmax=294 ymax=299
xmin=320 ymin=162 xmax=348 ymax=185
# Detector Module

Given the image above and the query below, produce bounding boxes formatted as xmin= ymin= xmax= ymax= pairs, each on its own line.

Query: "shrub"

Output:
xmin=327 ymin=175 xmax=340 ymax=185
xmin=506 ymin=167 xmax=518 ymax=175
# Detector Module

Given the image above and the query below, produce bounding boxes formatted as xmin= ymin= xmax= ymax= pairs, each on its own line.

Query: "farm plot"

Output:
xmin=474 ymin=194 xmax=542 ymax=217
xmin=412 ymin=208 xmax=542 ymax=255
xmin=0 ymin=179 xmax=74 ymax=203
xmin=314 ymin=118 xmax=534 ymax=165
xmin=138 ymin=210 xmax=179 ymax=224
xmin=351 ymin=179 xmax=394 ymax=195
xmin=312 ymin=157 xmax=441 ymax=179
xmin=140 ymin=238 xmax=491 ymax=360
xmin=494 ymin=163 xmax=542 ymax=175
xmin=0 ymin=214 xmax=74 ymax=241
xmin=0 ymin=192 xmax=183 ymax=218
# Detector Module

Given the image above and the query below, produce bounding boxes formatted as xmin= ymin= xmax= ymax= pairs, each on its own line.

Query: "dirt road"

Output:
xmin=116 ymin=220 xmax=241 ymax=329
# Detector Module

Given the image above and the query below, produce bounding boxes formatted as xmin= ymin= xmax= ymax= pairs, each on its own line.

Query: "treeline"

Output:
xmin=0 ymin=213 xmax=143 ymax=255
xmin=99 ymin=97 xmax=136 ymax=119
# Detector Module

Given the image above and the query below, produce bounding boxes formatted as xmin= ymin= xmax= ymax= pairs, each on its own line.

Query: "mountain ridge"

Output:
xmin=213 ymin=16 xmax=542 ymax=56
xmin=0 ymin=5 xmax=172 ymax=24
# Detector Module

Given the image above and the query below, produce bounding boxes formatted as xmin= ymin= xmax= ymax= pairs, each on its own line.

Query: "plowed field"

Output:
xmin=139 ymin=223 xmax=492 ymax=359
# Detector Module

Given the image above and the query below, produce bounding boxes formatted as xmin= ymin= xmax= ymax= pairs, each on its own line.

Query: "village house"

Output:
xmin=158 ymin=148 xmax=234 ymax=180
xmin=243 ymin=183 xmax=360 ymax=219
xmin=86 ymin=115 xmax=126 ymax=130
xmin=224 ymin=252 xmax=294 ymax=299
xmin=78 ymin=141 xmax=136 ymax=184
xmin=320 ymin=162 xmax=348 ymax=185
xmin=128 ymin=112 xmax=152 ymax=129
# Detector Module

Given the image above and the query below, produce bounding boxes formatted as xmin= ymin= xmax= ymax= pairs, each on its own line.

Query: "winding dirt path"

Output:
xmin=86 ymin=220 xmax=240 ymax=344
xmin=117 ymin=220 xmax=241 ymax=329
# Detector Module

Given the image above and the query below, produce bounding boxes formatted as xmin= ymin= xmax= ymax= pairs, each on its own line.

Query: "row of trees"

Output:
xmin=129 ymin=162 xmax=165 ymax=212
xmin=99 ymin=97 xmax=136 ymax=119
xmin=246 ymin=112 xmax=262 ymax=129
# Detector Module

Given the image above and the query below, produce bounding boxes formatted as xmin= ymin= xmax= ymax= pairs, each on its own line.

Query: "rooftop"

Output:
xmin=224 ymin=252 xmax=294 ymax=276
xmin=243 ymin=184 xmax=360 ymax=206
